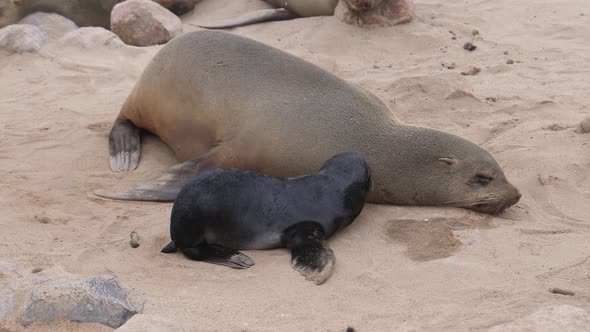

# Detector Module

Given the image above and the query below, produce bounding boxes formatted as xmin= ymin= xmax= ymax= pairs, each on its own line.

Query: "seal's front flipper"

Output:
xmin=195 ymin=8 xmax=298 ymax=29
xmin=94 ymin=154 xmax=217 ymax=202
xmin=282 ymin=222 xmax=335 ymax=285
xmin=182 ymin=244 xmax=254 ymax=269
xmin=109 ymin=118 xmax=141 ymax=172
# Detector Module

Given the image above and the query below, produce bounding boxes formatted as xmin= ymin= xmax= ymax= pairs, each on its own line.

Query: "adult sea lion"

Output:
xmin=161 ymin=153 xmax=372 ymax=285
xmin=196 ymin=0 xmax=413 ymax=29
xmin=95 ymin=30 xmax=521 ymax=214
xmin=0 ymin=0 xmax=198 ymax=28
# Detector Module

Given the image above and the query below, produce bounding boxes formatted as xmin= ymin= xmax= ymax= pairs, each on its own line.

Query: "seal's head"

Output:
xmin=372 ymin=127 xmax=521 ymax=214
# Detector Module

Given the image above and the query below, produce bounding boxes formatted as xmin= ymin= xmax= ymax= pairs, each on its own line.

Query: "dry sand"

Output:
xmin=1 ymin=0 xmax=589 ymax=330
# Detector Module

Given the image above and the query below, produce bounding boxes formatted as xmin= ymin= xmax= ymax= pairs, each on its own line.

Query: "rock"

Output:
xmin=489 ymin=305 xmax=590 ymax=332
xmin=579 ymin=115 xmax=590 ymax=133
xmin=59 ymin=27 xmax=124 ymax=49
xmin=20 ymin=275 xmax=143 ymax=328
xmin=18 ymin=12 xmax=78 ymax=40
xmin=0 ymin=262 xmax=20 ymax=321
xmin=463 ymin=42 xmax=477 ymax=51
xmin=129 ymin=231 xmax=141 ymax=248
xmin=0 ymin=24 xmax=47 ymax=53
xmin=115 ymin=314 xmax=192 ymax=332
xmin=111 ymin=0 xmax=182 ymax=47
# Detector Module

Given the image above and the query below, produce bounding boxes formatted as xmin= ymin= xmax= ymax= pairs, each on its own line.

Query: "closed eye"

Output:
xmin=474 ymin=174 xmax=493 ymax=185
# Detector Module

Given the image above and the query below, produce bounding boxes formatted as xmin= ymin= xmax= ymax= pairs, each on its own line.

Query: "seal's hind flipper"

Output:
xmin=195 ymin=8 xmax=298 ymax=29
xmin=94 ymin=155 xmax=216 ymax=202
xmin=182 ymin=244 xmax=254 ymax=269
xmin=282 ymin=222 xmax=335 ymax=285
xmin=109 ymin=118 xmax=141 ymax=172
xmin=160 ymin=241 xmax=177 ymax=253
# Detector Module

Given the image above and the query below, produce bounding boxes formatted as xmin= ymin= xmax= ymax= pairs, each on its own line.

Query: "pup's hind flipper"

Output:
xmin=182 ymin=244 xmax=254 ymax=269
xmin=160 ymin=241 xmax=177 ymax=253
xmin=95 ymin=153 xmax=217 ymax=202
xmin=282 ymin=222 xmax=335 ymax=285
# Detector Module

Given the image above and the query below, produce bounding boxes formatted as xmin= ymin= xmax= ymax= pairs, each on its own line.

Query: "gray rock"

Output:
xmin=59 ymin=27 xmax=125 ymax=49
xmin=0 ymin=262 xmax=20 ymax=321
xmin=18 ymin=12 xmax=78 ymax=40
xmin=20 ymin=275 xmax=143 ymax=328
xmin=0 ymin=24 xmax=48 ymax=53
xmin=115 ymin=314 xmax=193 ymax=332
xmin=489 ymin=305 xmax=590 ymax=332
xmin=110 ymin=0 xmax=182 ymax=46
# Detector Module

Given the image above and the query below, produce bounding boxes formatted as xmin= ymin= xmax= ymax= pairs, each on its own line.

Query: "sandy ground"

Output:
xmin=1 ymin=0 xmax=589 ymax=331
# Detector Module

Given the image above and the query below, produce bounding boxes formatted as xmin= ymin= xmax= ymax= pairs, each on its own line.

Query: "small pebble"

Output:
xmin=129 ymin=231 xmax=140 ymax=248
xmin=580 ymin=115 xmax=590 ymax=133
xmin=486 ymin=97 xmax=497 ymax=102
xmin=31 ymin=267 xmax=43 ymax=273
xmin=549 ymin=288 xmax=575 ymax=296
xmin=506 ymin=59 xmax=514 ymax=64
xmin=461 ymin=66 xmax=481 ymax=75
xmin=463 ymin=42 xmax=477 ymax=51
xmin=472 ymin=29 xmax=479 ymax=36
xmin=442 ymin=62 xmax=456 ymax=69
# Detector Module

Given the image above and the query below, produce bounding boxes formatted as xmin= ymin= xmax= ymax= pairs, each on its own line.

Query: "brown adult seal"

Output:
xmin=95 ymin=30 xmax=521 ymax=214
xmin=196 ymin=0 xmax=413 ymax=29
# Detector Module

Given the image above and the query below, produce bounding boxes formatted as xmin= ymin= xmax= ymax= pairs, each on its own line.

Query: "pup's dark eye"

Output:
xmin=474 ymin=175 xmax=493 ymax=185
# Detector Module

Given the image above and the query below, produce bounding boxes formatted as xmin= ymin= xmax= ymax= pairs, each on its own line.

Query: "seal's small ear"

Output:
xmin=438 ymin=157 xmax=458 ymax=165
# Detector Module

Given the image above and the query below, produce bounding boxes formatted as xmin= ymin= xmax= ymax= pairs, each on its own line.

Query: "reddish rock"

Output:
xmin=111 ymin=0 xmax=182 ymax=47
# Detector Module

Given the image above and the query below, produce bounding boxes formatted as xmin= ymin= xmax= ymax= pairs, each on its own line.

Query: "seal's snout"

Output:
xmin=504 ymin=186 xmax=521 ymax=209
xmin=513 ymin=188 xmax=522 ymax=204
xmin=468 ymin=182 xmax=521 ymax=214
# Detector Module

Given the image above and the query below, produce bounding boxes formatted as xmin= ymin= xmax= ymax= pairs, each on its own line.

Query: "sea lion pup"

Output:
xmin=160 ymin=153 xmax=372 ymax=285
xmin=196 ymin=0 xmax=413 ymax=29
xmin=0 ymin=0 xmax=198 ymax=29
xmin=95 ymin=30 xmax=521 ymax=214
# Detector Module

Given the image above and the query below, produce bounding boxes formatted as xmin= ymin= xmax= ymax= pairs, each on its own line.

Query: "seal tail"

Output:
xmin=94 ymin=154 xmax=217 ymax=202
xmin=281 ymin=221 xmax=335 ymax=285
xmin=160 ymin=241 xmax=177 ymax=253
xmin=194 ymin=8 xmax=299 ymax=29
xmin=181 ymin=244 xmax=255 ymax=269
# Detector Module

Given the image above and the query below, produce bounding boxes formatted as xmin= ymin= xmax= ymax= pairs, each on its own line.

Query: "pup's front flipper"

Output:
xmin=182 ymin=244 xmax=254 ymax=269
xmin=282 ymin=222 xmax=335 ymax=285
